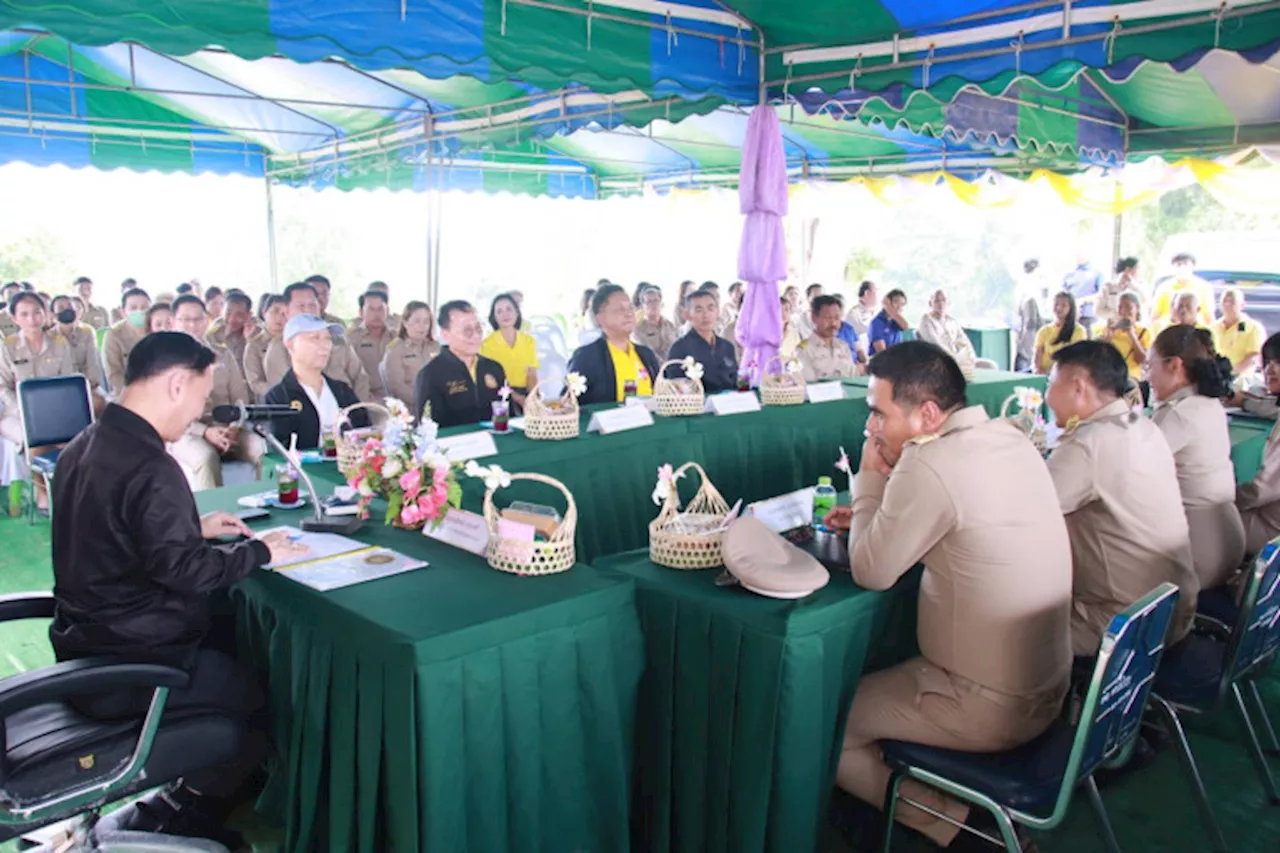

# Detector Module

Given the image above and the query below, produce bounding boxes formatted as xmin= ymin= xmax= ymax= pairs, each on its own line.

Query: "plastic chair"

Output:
xmin=879 ymin=583 xmax=1180 ymax=853
xmin=17 ymin=375 xmax=94 ymax=523
xmin=1148 ymin=540 xmax=1280 ymax=853
xmin=0 ymin=593 xmax=244 ymax=849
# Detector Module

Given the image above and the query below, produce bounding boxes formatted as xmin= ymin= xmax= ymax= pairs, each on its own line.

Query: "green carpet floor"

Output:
xmin=2 ymin=511 xmax=1279 ymax=853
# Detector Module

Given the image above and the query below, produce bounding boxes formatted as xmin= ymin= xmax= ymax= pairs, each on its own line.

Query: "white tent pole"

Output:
xmin=425 ymin=149 xmax=435 ymax=307
xmin=264 ymin=177 xmax=279 ymax=291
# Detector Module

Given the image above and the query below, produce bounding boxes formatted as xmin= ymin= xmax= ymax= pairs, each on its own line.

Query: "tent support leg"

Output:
xmin=264 ymin=177 xmax=279 ymax=291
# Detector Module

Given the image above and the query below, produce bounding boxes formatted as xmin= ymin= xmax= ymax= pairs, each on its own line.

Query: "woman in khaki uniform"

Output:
xmin=48 ymin=296 xmax=106 ymax=415
xmin=381 ymin=301 xmax=439 ymax=410
xmin=1149 ymin=325 xmax=1246 ymax=591
xmin=244 ymin=295 xmax=287 ymax=400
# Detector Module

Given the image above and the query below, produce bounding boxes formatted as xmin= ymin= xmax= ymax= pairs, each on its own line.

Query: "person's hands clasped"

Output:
xmin=203 ymin=425 xmax=236 ymax=453
xmin=200 ymin=511 xmax=253 ymax=540
xmin=259 ymin=531 xmax=311 ymax=564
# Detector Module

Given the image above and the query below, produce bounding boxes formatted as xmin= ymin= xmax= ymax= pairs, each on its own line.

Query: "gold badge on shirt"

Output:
xmin=484 ymin=373 xmax=498 ymax=389
xmin=290 ymin=399 xmax=303 ymax=411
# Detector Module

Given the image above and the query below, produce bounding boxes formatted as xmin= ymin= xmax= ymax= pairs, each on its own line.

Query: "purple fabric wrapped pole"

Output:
xmin=734 ymin=104 xmax=788 ymax=385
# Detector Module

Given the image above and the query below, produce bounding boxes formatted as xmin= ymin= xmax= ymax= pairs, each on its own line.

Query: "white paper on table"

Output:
xmin=705 ymin=391 xmax=762 ymax=416
xmin=437 ymin=430 xmax=500 ymax=462
xmin=258 ymin=526 xmax=368 ymax=570
xmin=624 ymin=396 xmax=658 ymax=412
xmin=424 ymin=508 xmax=490 ymax=556
xmin=280 ymin=548 xmax=427 ymax=592
xmin=588 ymin=404 xmax=655 ymax=434
xmin=806 ymin=382 xmax=845 ymax=403
xmin=745 ymin=488 xmax=817 ymax=533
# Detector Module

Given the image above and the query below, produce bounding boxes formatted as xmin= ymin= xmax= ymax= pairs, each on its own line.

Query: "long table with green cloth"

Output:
xmin=197 ymin=481 xmax=645 ymax=853
xmin=841 ymin=368 xmax=1044 ymax=420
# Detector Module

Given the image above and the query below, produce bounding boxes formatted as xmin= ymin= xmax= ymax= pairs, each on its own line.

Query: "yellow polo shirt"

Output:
xmin=1213 ymin=316 xmax=1265 ymax=370
xmin=1151 ymin=277 xmax=1214 ymax=327
xmin=1035 ymin=322 xmax=1086 ymax=372
xmin=480 ymin=330 xmax=540 ymax=389
xmin=1105 ymin=324 xmax=1152 ymax=379
xmin=608 ymin=341 xmax=653 ymax=402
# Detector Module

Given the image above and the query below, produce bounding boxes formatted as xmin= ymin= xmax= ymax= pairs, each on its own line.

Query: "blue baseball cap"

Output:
xmin=284 ymin=314 xmax=343 ymax=342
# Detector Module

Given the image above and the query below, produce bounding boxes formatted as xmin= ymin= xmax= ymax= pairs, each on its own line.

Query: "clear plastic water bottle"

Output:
xmin=812 ymin=476 xmax=837 ymax=530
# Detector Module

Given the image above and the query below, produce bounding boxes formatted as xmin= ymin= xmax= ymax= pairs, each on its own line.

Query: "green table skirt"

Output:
xmin=1230 ymin=417 xmax=1271 ymax=484
xmin=198 ymin=483 xmax=645 ymax=853
xmin=596 ymin=551 xmax=921 ymax=853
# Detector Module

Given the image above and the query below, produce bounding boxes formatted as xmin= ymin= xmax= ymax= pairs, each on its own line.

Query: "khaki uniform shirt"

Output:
xmin=632 ymin=317 xmax=678 ymax=361
xmin=81 ymin=303 xmax=110 ymax=331
xmin=243 ymin=331 xmax=276 ymax=400
xmin=207 ymin=320 xmax=249 ymax=370
xmin=1238 ymin=420 xmax=1280 ymax=554
xmin=347 ymin=323 xmax=395 ymax=400
xmin=0 ymin=331 xmax=75 ymax=414
xmin=796 ymin=334 xmax=858 ymax=382
xmin=850 ymin=405 xmax=1072 ymax=698
xmin=1048 ymin=398 xmax=1199 ymax=650
xmin=381 ymin=337 xmax=439 ymax=409
xmin=263 ymin=333 xmax=371 ymax=402
xmin=846 ymin=304 xmax=877 ymax=337
xmin=0 ymin=311 xmax=17 ymax=338
xmin=185 ymin=341 xmax=251 ymax=438
xmin=55 ymin=322 xmax=104 ymax=393
xmin=916 ymin=313 xmax=977 ymax=362
xmin=102 ymin=320 xmax=146 ymax=394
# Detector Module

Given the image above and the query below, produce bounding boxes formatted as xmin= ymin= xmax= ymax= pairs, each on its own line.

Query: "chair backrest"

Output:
xmin=1224 ymin=540 xmax=1280 ymax=685
xmin=1067 ymin=583 xmax=1180 ymax=793
xmin=527 ymin=318 xmax=570 ymax=363
xmin=18 ymin=375 xmax=94 ymax=450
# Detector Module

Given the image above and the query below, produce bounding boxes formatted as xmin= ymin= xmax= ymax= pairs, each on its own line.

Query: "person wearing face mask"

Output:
xmin=413 ymin=301 xmax=507 ymax=427
xmin=103 ymin=287 xmax=152 ymax=394
xmin=49 ymin=295 xmax=106 ymax=413
xmin=167 ymin=295 xmax=263 ymax=491
xmin=381 ymin=301 xmax=440 ymax=410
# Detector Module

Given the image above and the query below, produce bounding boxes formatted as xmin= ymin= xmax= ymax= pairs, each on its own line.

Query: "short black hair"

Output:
xmin=437 ymin=299 xmax=475 ymax=330
xmin=175 ymin=283 xmax=194 ymax=296
xmin=8 ymin=291 xmax=43 ymax=315
xmin=73 ymin=276 xmax=92 ymax=287
xmin=632 ymin=281 xmax=653 ymax=308
xmin=1115 ymin=257 xmax=1139 ymax=274
xmin=259 ymin=293 xmax=284 ymax=318
xmin=358 ymin=290 xmax=388 ymax=311
xmin=810 ymin=294 xmax=843 ymax=316
xmin=171 ymin=294 xmax=206 ymax=315
xmin=488 ymin=292 xmax=523 ymax=331
xmin=1153 ymin=325 xmax=1233 ymax=398
xmin=805 ymin=283 xmax=823 ymax=298
xmin=121 ymin=277 xmax=137 ymax=288
xmin=701 ymin=281 xmax=720 ymax=292
xmin=124 ymin=331 xmax=217 ymax=386
xmin=204 ymin=286 xmax=224 ymax=300
xmin=885 ymin=288 xmax=906 ymax=302
xmin=120 ymin=287 xmax=150 ymax=308
xmin=1263 ymin=332 xmax=1280 ymax=366
xmin=858 ymin=280 xmax=875 ymax=298
xmin=1023 ymin=259 xmax=1039 ymax=274
xmin=367 ymin=280 xmax=389 ymax=294
xmin=1171 ymin=252 xmax=1196 ymax=266
xmin=728 ymin=281 xmax=743 ymax=294
xmin=283 ymin=281 xmax=319 ymax=306
xmin=225 ymin=291 xmax=253 ymax=311
xmin=1052 ymin=340 xmax=1129 ymax=398
xmin=305 ymin=274 xmax=331 ymax=288
xmin=592 ymin=283 xmax=626 ymax=316
xmin=866 ymin=340 xmax=967 ymax=412
xmin=50 ymin=294 xmax=73 ymax=312
xmin=686 ymin=288 xmax=717 ymax=309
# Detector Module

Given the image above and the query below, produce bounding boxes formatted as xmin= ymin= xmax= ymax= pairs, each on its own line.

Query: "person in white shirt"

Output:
xmin=846 ymin=281 xmax=879 ymax=338
xmin=916 ymin=289 xmax=979 ymax=364
xmin=264 ymin=315 xmax=369 ymax=450
xmin=796 ymin=283 xmax=823 ymax=340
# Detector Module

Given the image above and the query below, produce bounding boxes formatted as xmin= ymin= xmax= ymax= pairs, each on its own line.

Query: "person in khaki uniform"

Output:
xmin=102 ymin=288 xmax=152 ymax=395
xmin=347 ymin=290 xmax=395 ymax=400
xmin=0 ymin=292 xmax=77 ymax=445
xmin=381 ymin=301 xmax=440 ymax=410
xmin=1149 ymin=325 xmax=1246 ymax=591
xmin=1236 ymin=333 xmax=1280 ymax=553
xmin=262 ymin=282 xmax=371 ymax=401
xmin=167 ymin=295 xmax=263 ymax=490
xmin=797 ymin=294 xmax=860 ymax=382
xmin=1044 ymin=340 xmax=1200 ymax=653
xmin=305 ymin=274 xmax=346 ymax=327
xmin=73 ymin=277 xmax=110 ymax=331
xmin=206 ymin=291 xmax=254 ymax=371
xmin=823 ymin=341 xmax=1071 ymax=851
xmin=244 ymin=294 xmax=287 ymax=400
xmin=48 ymin=296 xmax=106 ymax=414
xmin=632 ymin=284 xmax=678 ymax=361
xmin=0 ymin=282 xmax=20 ymax=337
xmin=916 ymin=289 xmax=979 ymax=365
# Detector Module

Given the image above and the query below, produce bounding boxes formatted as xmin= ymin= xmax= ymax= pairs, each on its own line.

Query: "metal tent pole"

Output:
xmin=425 ymin=149 xmax=435 ymax=307
xmin=264 ymin=177 xmax=279 ymax=291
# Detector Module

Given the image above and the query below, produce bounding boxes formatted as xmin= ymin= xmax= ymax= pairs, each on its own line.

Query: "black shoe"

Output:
xmin=947 ymin=808 xmax=1039 ymax=852
xmin=96 ymin=785 xmax=246 ymax=851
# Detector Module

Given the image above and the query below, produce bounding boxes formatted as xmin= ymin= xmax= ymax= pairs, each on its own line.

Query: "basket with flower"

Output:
xmin=467 ymin=461 xmax=577 ymax=576
xmin=649 ymin=462 xmax=731 ymax=570
xmin=344 ymin=398 xmax=462 ymax=529
xmin=760 ymin=355 xmax=806 ymax=406
xmin=1000 ymin=386 xmax=1048 ymax=453
xmin=654 ymin=357 xmax=706 ymax=417
xmin=524 ymin=372 xmax=587 ymax=440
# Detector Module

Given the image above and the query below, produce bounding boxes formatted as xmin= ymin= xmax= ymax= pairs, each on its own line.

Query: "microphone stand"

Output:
xmin=251 ymin=422 xmax=363 ymax=535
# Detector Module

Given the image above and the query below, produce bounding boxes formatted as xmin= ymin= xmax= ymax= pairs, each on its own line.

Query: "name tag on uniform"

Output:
xmin=588 ymin=405 xmax=654 ymax=434
xmin=806 ymin=383 xmax=845 ymax=403
xmin=706 ymin=391 xmax=761 ymax=416
xmin=437 ymin=431 xmax=499 ymax=462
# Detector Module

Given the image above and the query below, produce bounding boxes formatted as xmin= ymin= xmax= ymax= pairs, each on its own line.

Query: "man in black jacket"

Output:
xmin=668 ymin=288 xmax=739 ymax=392
xmin=264 ymin=314 xmax=370 ymax=448
xmin=568 ymin=283 xmax=661 ymax=405
xmin=51 ymin=332 xmax=305 ymax=846
xmin=413 ymin=300 xmax=506 ymax=426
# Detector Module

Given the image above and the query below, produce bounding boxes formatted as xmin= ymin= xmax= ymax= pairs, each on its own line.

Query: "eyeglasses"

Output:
xmin=452 ymin=324 xmax=485 ymax=338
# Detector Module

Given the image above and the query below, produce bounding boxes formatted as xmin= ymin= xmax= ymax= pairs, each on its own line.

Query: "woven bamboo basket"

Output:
xmin=522 ymin=380 xmax=580 ymax=440
xmin=482 ymin=473 xmax=577 ymax=576
xmin=649 ymin=462 xmax=730 ymax=570
xmin=760 ymin=355 xmax=806 ymax=407
xmin=999 ymin=393 xmax=1048 ymax=454
xmin=334 ymin=402 xmax=391 ymax=479
xmin=654 ymin=359 xmax=705 ymax=417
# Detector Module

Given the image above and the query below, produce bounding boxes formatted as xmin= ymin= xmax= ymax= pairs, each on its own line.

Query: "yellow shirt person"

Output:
xmin=1034 ymin=322 xmax=1085 ymax=373
xmin=608 ymin=340 xmax=653 ymax=401
xmin=480 ymin=330 xmax=539 ymax=391
xmin=1151 ymin=274 xmax=1214 ymax=328
xmin=1212 ymin=290 xmax=1265 ymax=375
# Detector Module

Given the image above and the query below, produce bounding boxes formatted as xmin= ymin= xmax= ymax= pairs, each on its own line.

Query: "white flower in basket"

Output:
xmin=384 ymin=396 xmax=413 ymax=426
xmin=651 ymin=463 xmax=685 ymax=506
xmin=566 ymin=372 xmax=587 ymax=399
xmin=682 ymin=357 xmax=705 ymax=383
xmin=785 ymin=359 xmax=803 ymax=375
xmin=465 ymin=460 xmax=512 ymax=491
xmin=382 ymin=457 xmax=403 ymax=480
xmin=1013 ymin=386 xmax=1043 ymax=413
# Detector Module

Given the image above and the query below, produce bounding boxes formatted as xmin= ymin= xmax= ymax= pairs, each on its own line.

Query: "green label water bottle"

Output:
xmin=812 ymin=476 xmax=837 ymax=530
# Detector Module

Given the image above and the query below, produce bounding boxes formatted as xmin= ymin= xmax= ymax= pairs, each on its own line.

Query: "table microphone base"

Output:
xmin=301 ymin=514 xmax=364 ymax=536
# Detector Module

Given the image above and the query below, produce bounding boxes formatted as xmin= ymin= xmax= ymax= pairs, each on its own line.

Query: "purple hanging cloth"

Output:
xmin=734 ymin=104 xmax=788 ymax=385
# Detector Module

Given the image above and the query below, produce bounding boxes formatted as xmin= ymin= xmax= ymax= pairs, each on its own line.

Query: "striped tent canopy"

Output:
xmin=0 ymin=1 xmax=1274 ymax=193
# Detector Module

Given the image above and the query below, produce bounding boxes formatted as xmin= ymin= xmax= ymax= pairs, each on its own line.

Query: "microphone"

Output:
xmin=211 ymin=403 xmax=299 ymax=426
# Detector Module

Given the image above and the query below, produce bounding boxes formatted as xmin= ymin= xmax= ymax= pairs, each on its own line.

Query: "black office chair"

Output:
xmin=17 ymin=374 xmax=94 ymax=523
xmin=0 ymin=593 xmax=246 ymax=847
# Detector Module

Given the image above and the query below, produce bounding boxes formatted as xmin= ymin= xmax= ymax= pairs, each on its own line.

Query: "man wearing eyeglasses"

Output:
xmin=413 ymin=300 xmax=506 ymax=427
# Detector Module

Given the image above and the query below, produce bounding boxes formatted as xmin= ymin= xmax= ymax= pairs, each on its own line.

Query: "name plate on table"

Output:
xmin=706 ymin=391 xmax=762 ymax=416
xmin=806 ymin=382 xmax=845 ymax=403
xmin=588 ymin=405 xmax=654 ymax=434
xmin=437 ymin=431 xmax=499 ymax=462
xmin=424 ymin=508 xmax=490 ymax=556
xmin=746 ymin=488 xmax=817 ymax=533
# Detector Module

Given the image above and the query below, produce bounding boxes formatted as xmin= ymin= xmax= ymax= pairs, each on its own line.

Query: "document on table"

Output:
xmin=279 ymin=547 xmax=427 ymax=592
xmin=258 ymin=526 xmax=367 ymax=570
